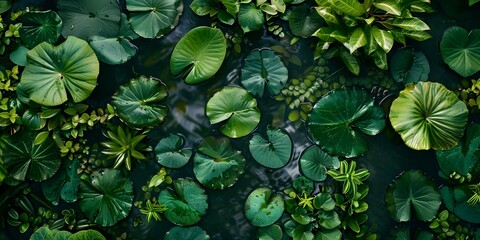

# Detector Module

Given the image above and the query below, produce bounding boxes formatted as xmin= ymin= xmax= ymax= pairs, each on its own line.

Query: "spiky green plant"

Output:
xmin=327 ymin=160 xmax=370 ymax=197
xmin=139 ymin=199 xmax=167 ymax=223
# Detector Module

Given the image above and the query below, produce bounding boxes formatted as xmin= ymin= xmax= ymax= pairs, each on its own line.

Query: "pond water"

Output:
xmin=3 ymin=0 xmax=480 ymax=239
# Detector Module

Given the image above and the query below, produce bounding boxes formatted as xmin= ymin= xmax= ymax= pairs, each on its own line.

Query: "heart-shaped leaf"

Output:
xmin=307 ymin=88 xmax=385 ymax=158
xmin=206 ymin=86 xmax=261 ymax=138
xmin=155 ymin=134 xmax=192 ymax=169
xmin=170 ymin=27 xmax=227 ymax=84
xmin=3 ymin=131 xmax=61 ymax=182
xmin=194 ymin=137 xmax=245 ymax=189
xmin=241 ymin=49 xmax=288 ymax=97
xmin=440 ymin=26 xmax=480 ymax=77
xmin=19 ymin=10 xmax=63 ymax=49
xmin=249 ymin=127 xmax=292 ymax=169
xmin=20 ymin=36 xmax=99 ymax=106
xmin=164 ymin=226 xmax=210 ymax=240
xmin=299 ymin=145 xmax=340 ymax=181
xmin=57 ymin=0 xmax=121 ymax=39
xmin=390 ymin=47 xmax=430 ymax=84
xmin=111 ymin=76 xmax=169 ymax=128
xmin=158 ymin=178 xmax=208 ymax=226
xmin=245 ymin=187 xmax=285 ymax=227
xmin=78 ymin=168 xmax=133 ymax=227
xmin=238 ymin=3 xmax=264 ymax=33
xmin=289 ymin=6 xmax=324 ymax=38
xmin=389 ymin=82 xmax=468 ymax=150
xmin=385 ymin=170 xmax=441 ymax=222
xmin=126 ymin=0 xmax=183 ymax=38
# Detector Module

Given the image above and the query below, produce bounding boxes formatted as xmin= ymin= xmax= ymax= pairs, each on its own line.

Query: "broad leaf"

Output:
xmin=126 ymin=0 xmax=183 ymax=38
xmin=57 ymin=0 xmax=121 ymax=39
xmin=170 ymin=26 xmax=227 ymax=84
xmin=19 ymin=10 xmax=63 ymax=49
xmin=440 ymin=26 xmax=480 ymax=77
xmin=384 ymin=18 xmax=430 ymax=31
xmin=249 ymin=127 xmax=292 ymax=169
xmin=78 ymin=169 xmax=133 ymax=227
xmin=190 ymin=0 xmax=220 ymax=16
xmin=42 ymin=159 xmax=80 ymax=205
xmin=373 ymin=0 xmax=401 ymax=16
xmin=29 ymin=226 xmax=72 ymax=240
xmin=385 ymin=170 xmax=441 ymax=222
xmin=299 ymin=145 xmax=340 ymax=181
xmin=371 ymin=26 xmax=393 ymax=53
xmin=344 ymin=28 xmax=367 ymax=54
xmin=245 ymin=187 xmax=284 ymax=227
xmin=315 ymin=6 xmax=339 ymax=25
xmin=390 ymin=47 xmax=430 ymax=84
xmin=238 ymin=3 xmax=264 ymax=33
xmin=20 ymin=36 xmax=99 ymax=106
xmin=289 ymin=6 xmax=324 ymax=38
xmin=68 ymin=230 xmax=106 ymax=240
xmin=206 ymin=86 xmax=261 ymax=138
xmin=389 ymin=82 xmax=468 ymax=150
xmin=307 ymin=88 xmax=386 ymax=158
xmin=241 ymin=49 xmax=288 ymax=97
xmin=158 ymin=178 xmax=208 ymax=226
xmin=0 ymin=0 xmax=10 ymax=14
xmin=441 ymin=186 xmax=480 ymax=224
xmin=257 ymin=224 xmax=283 ymax=240
xmin=112 ymin=76 xmax=168 ymax=128
xmin=10 ymin=45 xmax=28 ymax=66
xmin=155 ymin=134 xmax=192 ymax=169
xmin=194 ymin=137 xmax=245 ymax=189
xmin=330 ymin=0 xmax=365 ymax=17
xmin=3 ymin=131 xmax=61 ymax=182
xmin=164 ymin=226 xmax=210 ymax=240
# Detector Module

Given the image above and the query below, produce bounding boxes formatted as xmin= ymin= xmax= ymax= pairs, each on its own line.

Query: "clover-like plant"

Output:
xmin=327 ymin=160 xmax=370 ymax=197
xmin=101 ymin=124 xmax=152 ymax=171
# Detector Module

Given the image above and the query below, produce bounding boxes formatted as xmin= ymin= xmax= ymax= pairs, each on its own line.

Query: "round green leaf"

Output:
xmin=158 ymin=178 xmax=208 ymax=226
xmin=57 ymin=0 xmax=121 ymax=40
xmin=78 ymin=168 xmax=133 ymax=227
xmin=3 ymin=131 xmax=61 ymax=182
xmin=68 ymin=230 xmax=105 ymax=240
xmin=238 ymin=3 xmax=264 ymax=33
xmin=257 ymin=224 xmax=283 ymax=240
xmin=440 ymin=26 xmax=480 ymax=77
xmin=193 ymin=137 xmax=245 ymax=189
xmin=241 ymin=49 xmax=288 ymax=97
xmin=155 ymin=134 xmax=192 ymax=169
xmin=385 ymin=170 xmax=441 ymax=222
xmin=390 ymin=47 xmax=430 ymax=84
xmin=299 ymin=145 xmax=340 ymax=182
xmin=170 ymin=26 xmax=227 ymax=84
xmin=206 ymin=86 xmax=261 ymax=138
xmin=389 ymin=82 xmax=468 ymax=150
xmin=164 ymin=226 xmax=210 ymax=240
xmin=126 ymin=0 xmax=183 ymax=38
xmin=249 ymin=127 xmax=292 ymax=169
xmin=244 ymin=187 xmax=285 ymax=227
xmin=306 ymin=88 xmax=386 ymax=158
xmin=289 ymin=6 xmax=323 ymax=38
xmin=89 ymin=36 xmax=137 ymax=65
xmin=111 ymin=76 xmax=169 ymax=128
xmin=19 ymin=10 xmax=62 ymax=49
xmin=20 ymin=36 xmax=99 ymax=106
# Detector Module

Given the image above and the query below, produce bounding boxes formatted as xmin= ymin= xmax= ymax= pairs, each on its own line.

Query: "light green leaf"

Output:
xmin=384 ymin=18 xmax=430 ymax=31
xmin=371 ymin=25 xmax=393 ymax=53
xmin=19 ymin=11 xmax=63 ymax=49
xmin=20 ymin=36 xmax=99 ymax=106
xmin=238 ymin=3 xmax=264 ymax=33
xmin=371 ymin=49 xmax=388 ymax=70
xmin=389 ymin=82 xmax=468 ymax=150
xmin=29 ymin=226 xmax=72 ymax=240
xmin=206 ymin=86 xmax=261 ymax=138
xmin=314 ymin=6 xmax=339 ymax=25
xmin=164 ymin=226 xmax=210 ymax=240
xmin=0 ymin=0 xmax=10 ymax=14
xmin=190 ymin=0 xmax=219 ymax=16
xmin=299 ymin=145 xmax=340 ymax=181
xmin=469 ymin=0 xmax=480 ymax=6
xmin=170 ymin=26 xmax=227 ymax=84
xmin=68 ymin=230 xmax=106 ymax=240
xmin=343 ymin=28 xmax=367 ymax=53
xmin=245 ymin=187 xmax=284 ymax=227
xmin=373 ymin=0 xmax=402 ymax=16
xmin=440 ymin=26 xmax=480 ymax=78
xmin=155 ymin=134 xmax=192 ymax=169
xmin=401 ymin=30 xmax=432 ymax=41
xmin=249 ymin=127 xmax=292 ymax=169
xmin=330 ymin=0 xmax=365 ymax=17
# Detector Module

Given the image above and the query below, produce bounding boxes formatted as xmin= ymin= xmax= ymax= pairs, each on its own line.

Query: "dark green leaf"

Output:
xmin=155 ymin=134 xmax=192 ymax=169
xmin=440 ymin=26 xmax=480 ymax=77
xmin=289 ymin=6 xmax=324 ymax=38
xmin=19 ymin=10 xmax=62 ymax=49
xmin=249 ymin=127 xmax=292 ymax=169
xmin=257 ymin=224 xmax=283 ymax=240
xmin=390 ymin=47 xmax=430 ymax=84
xmin=244 ymin=187 xmax=284 ymax=227
xmin=299 ymin=146 xmax=339 ymax=181
xmin=42 ymin=159 xmax=80 ymax=205
xmin=238 ymin=3 xmax=264 ymax=33
xmin=330 ymin=0 xmax=365 ymax=17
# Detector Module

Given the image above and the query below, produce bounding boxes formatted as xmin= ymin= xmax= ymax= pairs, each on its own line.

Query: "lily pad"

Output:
xmin=206 ymin=86 xmax=261 ymax=138
xmin=241 ymin=49 xmax=288 ymax=97
xmin=155 ymin=134 xmax=192 ymax=169
xmin=3 ymin=131 xmax=61 ymax=182
xmin=57 ymin=0 xmax=121 ymax=40
xmin=389 ymin=82 xmax=468 ymax=150
xmin=244 ymin=187 xmax=285 ymax=227
xmin=390 ymin=47 xmax=430 ymax=85
xmin=193 ymin=137 xmax=245 ymax=189
xmin=158 ymin=178 xmax=208 ymax=226
xmin=170 ymin=26 xmax=227 ymax=84
xmin=306 ymin=88 xmax=386 ymax=158
xmin=29 ymin=226 xmax=72 ymax=240
xmin=289 ymin=6 xmax=323 ymax=38
xmin=42 ymin=159 xmax=80 ymax=205
xmin=68 ymin=230 xmax=105 ymax=240
xmin=20 ymin=36 xmax=99 ymax=106
xmin=238 ymin=3 xmax=264 ymax=33
xmin=299 ymin=145 xmax=340 ymax=182
xmin=385 ymin=170 xmax=441 ymax=222
xmin=111 ymin=76 xmax=169 ymax=128
xmin=440 ymin=186 xmax=480 ymax=224
xmin=164 ymin=226 xmax=210 ymax=240
xmin=257 ymin=224 xmax=283 ymax=240
xmin=126 ymin=0 xmax=183 ymax=38
xmin=78 ymin=168 xmax=133 ymax=227
xmin=440 ymin=26 xmax=480 ymax=77
xmin=19 ymin=10 xmax=63 ymax=49
xmin=249 ymin=127 xmax=292 ymax=169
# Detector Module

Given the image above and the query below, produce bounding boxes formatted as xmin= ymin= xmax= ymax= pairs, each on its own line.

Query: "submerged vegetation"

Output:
xmin=0 ymin=0 xmax=479 ymax=239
